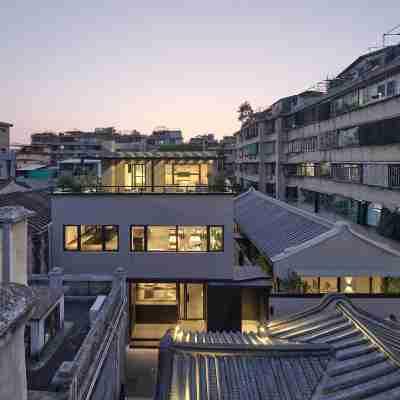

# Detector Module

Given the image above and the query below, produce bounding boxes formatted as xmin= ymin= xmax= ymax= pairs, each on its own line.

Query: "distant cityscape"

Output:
xmin=2 ymin=28 xmax=400 ymax=400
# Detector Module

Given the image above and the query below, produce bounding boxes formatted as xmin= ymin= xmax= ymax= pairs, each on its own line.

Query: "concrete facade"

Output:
xmin=51 ymin=193 xmax=234 ymax=280
xmin=234 ymin=44 xmax=400 ymax=238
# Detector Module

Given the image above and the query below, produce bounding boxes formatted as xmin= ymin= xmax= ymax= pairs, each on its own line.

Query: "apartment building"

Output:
xmin=146 ymin=128 xmax=183 ymax=149
xmin=51 ymin=151 xmax=268 ymax=345
xmin=235 ymin=43 xmax=400 ymax=239
xmin=0 ymin=121 xmax=16 ymax=180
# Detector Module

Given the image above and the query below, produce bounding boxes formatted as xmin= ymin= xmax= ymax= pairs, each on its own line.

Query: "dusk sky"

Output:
xmin=3 ymin=1 xmax=400 ymax=143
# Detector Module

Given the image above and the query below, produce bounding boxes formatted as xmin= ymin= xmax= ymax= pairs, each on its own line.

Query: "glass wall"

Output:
xmin=299 ymin=276 xmax=384 ymax=294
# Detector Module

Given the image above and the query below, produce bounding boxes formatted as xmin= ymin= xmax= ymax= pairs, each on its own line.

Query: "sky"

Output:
xmin=2 ymin=1 xmax=400 ymax=143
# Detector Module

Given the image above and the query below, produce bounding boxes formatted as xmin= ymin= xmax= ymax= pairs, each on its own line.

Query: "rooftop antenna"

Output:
xmin=383 ymin=23 xmax=400 ymax=47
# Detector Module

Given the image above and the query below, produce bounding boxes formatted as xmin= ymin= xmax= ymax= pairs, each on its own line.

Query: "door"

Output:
xmin=186 ymin=284 xmax=204 ymax=320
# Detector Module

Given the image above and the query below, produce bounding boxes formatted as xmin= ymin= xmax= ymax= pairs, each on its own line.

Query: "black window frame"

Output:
xmin=129 ymin=225 xmax=225 ymax=253
xmin=209 ymin=225 xmax=224 ymax=252
xmin=63 ymin=224 xmax=119 ymax=252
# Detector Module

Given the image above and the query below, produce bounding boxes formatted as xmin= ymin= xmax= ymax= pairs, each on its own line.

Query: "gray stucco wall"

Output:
xmin=51 ymin=194 xmax=234 ymax=280
xmin=0 ymin=325 xmax=28 ymax=400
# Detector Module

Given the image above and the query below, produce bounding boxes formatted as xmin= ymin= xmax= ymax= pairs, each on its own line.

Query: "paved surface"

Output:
xmin=126 ymin=348 xmax=158 ymax=399
xmin=27 ymin=299 xmax=93 ymax=390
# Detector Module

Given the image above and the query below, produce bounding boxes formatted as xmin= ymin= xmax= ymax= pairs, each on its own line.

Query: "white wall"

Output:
xmin=51 ymin=194 xmax=234 ymax=280
xmin=11 ymin=221 xmax=28 ymax=285
xmin=270 ymin=295 xmax=400 ymax=320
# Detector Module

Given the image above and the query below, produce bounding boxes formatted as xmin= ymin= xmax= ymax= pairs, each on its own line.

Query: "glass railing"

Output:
xmin=54 ymin=184 xmax=235 ymax=194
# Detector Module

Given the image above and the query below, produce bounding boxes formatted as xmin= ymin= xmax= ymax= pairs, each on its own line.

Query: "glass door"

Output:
xmin=186 ymin=284 xmax=204 ymax=320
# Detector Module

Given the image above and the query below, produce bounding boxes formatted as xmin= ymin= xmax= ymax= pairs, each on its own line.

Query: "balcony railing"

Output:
xmin=54 ymin=184 xmax=235 ymax=194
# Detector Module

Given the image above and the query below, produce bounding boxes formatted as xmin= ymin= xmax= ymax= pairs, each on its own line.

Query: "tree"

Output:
xmin=237 ymin=101 xmax=254 ymax=124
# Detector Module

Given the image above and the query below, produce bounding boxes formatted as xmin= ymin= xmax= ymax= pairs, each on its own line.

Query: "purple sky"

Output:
xmin=3 ymin=1 xmax=400 ymax=143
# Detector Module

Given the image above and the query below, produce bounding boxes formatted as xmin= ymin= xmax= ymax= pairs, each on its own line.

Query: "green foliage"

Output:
xmin=382 ymin=277 xmax=400 ymax=294
xmin=57 ymin=175 xmax=81 ymax=192
xmin=256 ymin=254 xmax=272 ymax=276
xmin=237 ymin=101 xmax=254 ymax=123
xmin=279 ymin=271 xmax=305 ymax=293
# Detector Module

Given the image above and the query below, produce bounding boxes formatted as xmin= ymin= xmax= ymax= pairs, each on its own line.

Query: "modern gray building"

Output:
xmin=51 ymin=151 xmax=269 ymax=345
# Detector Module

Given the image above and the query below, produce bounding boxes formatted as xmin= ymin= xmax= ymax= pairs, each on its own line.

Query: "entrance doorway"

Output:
xmin=130 ymin=282 xmax=206 ymax=344
xmin=179 ymin=283 xmax=204 ymax=320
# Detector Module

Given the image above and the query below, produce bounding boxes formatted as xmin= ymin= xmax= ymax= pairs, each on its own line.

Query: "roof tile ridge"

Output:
xmin=347 ymin=226 xmax=400 ymax=257
xmin=337 ymin=300 xmax=400 ymax=367
xmin=271 ymin=222 xmax=344 ymax=262
xmin=250 ymin=190 xmax=334 ymax=228
xmin=264 ymin=294 xmax=347 ymax=330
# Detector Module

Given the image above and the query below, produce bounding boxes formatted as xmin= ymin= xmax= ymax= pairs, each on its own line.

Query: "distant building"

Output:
xmin=234 ymin=43 xmax=400 ymax=241
xmin=0 ymin=121 xmax=16 ymax=181
xmin=147 ymin=128 xmax=183 ymax=148
xmin=189 ymin=133 xmax=218 ymax=149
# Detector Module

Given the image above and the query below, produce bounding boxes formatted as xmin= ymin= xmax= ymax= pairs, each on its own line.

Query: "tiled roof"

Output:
xmin=30 ymin=286 xmax=64 ymax=320
xmin=0 ymin=191 xmax=50 ymax=234
xmin=234 ymin=189 xmax=332 ymax=259
xmin=156 ymin=295 xmax=400 ymax=400
xmin=266 ymin=294 xmax=400 ymax=400
xmin=156 ymin=328 xmax=332 ymax=400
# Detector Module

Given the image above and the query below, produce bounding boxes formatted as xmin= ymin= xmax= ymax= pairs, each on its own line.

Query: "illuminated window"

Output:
xmin=147 ymin=226 xmax=177 ymax=251
xmin=64 ymin=225 xmax=119 ymax=252
xmin=320 ymin=277 xmax=338 ymax=293
xmin=81 ymin=225 xmax=103 ymax=251
xmin=135 ymin=283 xmax=177 ymax=305
xmin=178 ymin=226 xmax=207 ymax=251
xmin=104 ymin=225 xmax=119 ymax=251
xmin=131 ymin=226 xmax=145 ymax=251
xmin=209 ymin=226 xmax=224 ymax=251
xmin=64 ymin=225 xmax=78 ymax=250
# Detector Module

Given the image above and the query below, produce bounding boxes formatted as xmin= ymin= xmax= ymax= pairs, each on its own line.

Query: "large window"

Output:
xmin=130 ymin=225 xmax=224 ymax=252
xmin=64 ymin=225 xmax=119 ymax=252
xmin=148 ymin=226 xmax=177 ymax=251
xmin=178 ymin=226 xmax=207 ymax=251
xmin=210 ymin=226 xmax=224 ymax=251
xmin=64 ymin=225 xmax=79 ymax=250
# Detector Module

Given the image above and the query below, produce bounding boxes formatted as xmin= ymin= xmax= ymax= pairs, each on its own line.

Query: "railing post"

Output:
xmin=113 ymin=267 xmax=127 ymax=301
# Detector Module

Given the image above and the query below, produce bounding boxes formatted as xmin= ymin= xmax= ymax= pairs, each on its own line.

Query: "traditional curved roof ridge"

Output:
xmin=264 ymin=294 xmax=400 ymax=399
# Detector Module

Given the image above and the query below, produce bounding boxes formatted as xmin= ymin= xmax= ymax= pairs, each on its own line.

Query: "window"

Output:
xmin=210 ymin=226 xmax=224 ymax=251
xmin=130 ymin=225 xmax=224 ymax=252
xmin=64 ymin=225 xmax=119 ymax=252
xmin=147 ymin=226 xmax=177 ymax=251
xmin=104 ymin=225 xmax=119 ymax=251
xmin=131 ymin=226 xmax=146 ymax=251
xmin=178 ymin=226 xmax=207 ymax=251
xmin=81 ymin=225 xmax=103 ymax=251
xmin=135 ymin=283 xmax=177 ymax=305
xmin=64 ymin=225 xmax=78 ymax=250
xmin=387 ymin=80 xmax=397 ymax=97
xmin=320 ymin=278 xmax=338 ymax=293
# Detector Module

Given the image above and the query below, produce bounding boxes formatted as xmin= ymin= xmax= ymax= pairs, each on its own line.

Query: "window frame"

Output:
xmin=130 ymin=224 xmax=147 ymax=252
xmin=129 ymin=225 xmax=225 ymax=253
xmin=209 ymin=225 xmax=224 ymax=252
xmin=63 ymin=224 xmax=119 ymax=252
